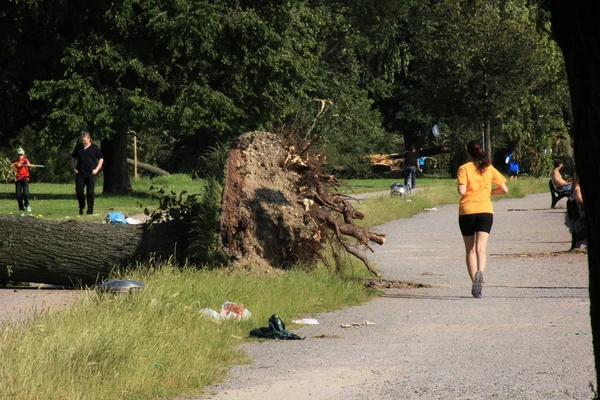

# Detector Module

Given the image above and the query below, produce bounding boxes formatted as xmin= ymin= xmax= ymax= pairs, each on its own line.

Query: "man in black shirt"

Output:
xmin=403 ymin=146 xmax=422 ymax=188
xmin=71 ymin=131 xmax=104 ymax=215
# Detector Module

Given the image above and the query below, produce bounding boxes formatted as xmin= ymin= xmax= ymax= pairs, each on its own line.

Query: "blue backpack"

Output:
xmin=106 ymin=211 xmax=127 ymax=224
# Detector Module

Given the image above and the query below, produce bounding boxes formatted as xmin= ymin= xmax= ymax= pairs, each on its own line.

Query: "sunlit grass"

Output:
xmin=0 ymin=263 xmax=375 ymax=400
xmin=0 ymin=174 xmax=205 ymax=221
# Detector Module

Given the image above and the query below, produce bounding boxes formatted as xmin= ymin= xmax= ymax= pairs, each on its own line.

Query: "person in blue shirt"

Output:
xmin=505 ymin=152 xmax=519 ymax=180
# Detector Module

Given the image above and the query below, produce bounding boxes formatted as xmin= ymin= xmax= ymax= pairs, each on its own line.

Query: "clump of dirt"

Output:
xmin=218 ymin=131 xmax=385 ymax=274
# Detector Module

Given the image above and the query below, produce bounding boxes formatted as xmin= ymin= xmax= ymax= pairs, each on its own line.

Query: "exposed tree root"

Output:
xmin=218 ymin=131 xmax=386 ymax=275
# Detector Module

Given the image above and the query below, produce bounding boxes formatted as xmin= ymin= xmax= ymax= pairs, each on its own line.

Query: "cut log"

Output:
xmin=0 ymin=215 xmax=188 ymax=286
xmin=126 ymin=158 xmax=171 ymax=176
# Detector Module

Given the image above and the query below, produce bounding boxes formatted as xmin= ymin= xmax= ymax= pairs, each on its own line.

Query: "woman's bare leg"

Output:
xmin=475 ymin=231 xmax=490 ymax=274
xmin=462 ymin=235 xmax=477 ymax=281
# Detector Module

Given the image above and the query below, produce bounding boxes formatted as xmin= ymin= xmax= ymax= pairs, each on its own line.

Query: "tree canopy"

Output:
xmin=0 ymin=0 xmax=571 ymax=187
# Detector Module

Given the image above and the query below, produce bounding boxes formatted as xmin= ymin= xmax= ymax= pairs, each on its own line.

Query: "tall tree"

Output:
xmin=30 ymin=0 xmax=330 ymax=192
xmin=410 ymin=0 xmax=557 ymax=158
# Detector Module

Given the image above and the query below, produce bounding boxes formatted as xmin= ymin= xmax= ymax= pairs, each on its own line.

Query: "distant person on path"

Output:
xmin=403 ymin=146 xmax=422 ymax=188
xmin=12 ymin=147 xmax=32 ymax=212
xmin=551 ymin=160 xmax=572 ymax=192
xmin=71 ymin=131 xmax=104 ymax=215
xmin=505 ymin=152 xmax=519 ymax=180
xmin=457 ymin=140 xmax=508 ymax=298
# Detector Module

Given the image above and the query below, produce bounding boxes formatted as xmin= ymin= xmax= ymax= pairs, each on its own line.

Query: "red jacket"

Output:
xmin=12 ymin=157 xmax=30 ymax=181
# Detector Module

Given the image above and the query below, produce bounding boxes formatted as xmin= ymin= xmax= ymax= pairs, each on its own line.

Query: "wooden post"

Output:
xmin=133 ymin=133 xmax=138 ymax=180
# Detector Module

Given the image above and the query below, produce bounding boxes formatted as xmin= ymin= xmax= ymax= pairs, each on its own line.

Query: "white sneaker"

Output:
xmin=26 ymin=206 xmax=32 ymax=212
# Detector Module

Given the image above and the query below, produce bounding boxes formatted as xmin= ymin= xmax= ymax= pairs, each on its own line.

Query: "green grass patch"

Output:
xmin=0 ymin=175 xmax=205 ymax=221
xmin=0 ymin=264 xmax=375 ymax=400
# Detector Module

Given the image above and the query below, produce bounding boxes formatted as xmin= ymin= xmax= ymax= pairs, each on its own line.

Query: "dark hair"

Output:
xmin=466 ymin=140 xmax=490 ymax=173
xmin=553 ymin=159 xmax=562 ymax=168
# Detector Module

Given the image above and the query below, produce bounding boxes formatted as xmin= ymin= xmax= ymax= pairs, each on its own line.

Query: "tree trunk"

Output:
xmin=102 ymin=126 xmax=132 ymax=194
xmin=126 ymin=158 xmax=171 ymax=176
xmin=551 ymin=0 xmax=600 ymax=386
xmin=484 ymin=117 xmax=492 ymax=160
xmin=0 ymin=215 xmax=188 ymax=287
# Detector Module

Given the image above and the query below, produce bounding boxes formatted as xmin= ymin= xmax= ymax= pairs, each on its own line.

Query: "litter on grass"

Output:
xmin=291 ymin=318 xmax=319 ymax=325
xmin=97 ymin=279 xmax=146 ymax=294
xmin=250 ymin=314 xmax=304 ymax=340
xmin=340 ymin=320 xmax=376 ymax=328
xmin=201 ymin=301 xmax=251 ymax=321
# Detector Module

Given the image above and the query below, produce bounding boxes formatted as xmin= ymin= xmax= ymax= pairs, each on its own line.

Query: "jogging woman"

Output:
xmin=457 ymin=140 xmax=508 ymax=298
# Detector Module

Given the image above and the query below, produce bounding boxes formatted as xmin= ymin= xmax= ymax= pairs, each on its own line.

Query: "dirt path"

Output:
xmin=0 ymin=286 xmax=82 ymax=324
xmin=197 ymin=193 xmax=594 ymax=400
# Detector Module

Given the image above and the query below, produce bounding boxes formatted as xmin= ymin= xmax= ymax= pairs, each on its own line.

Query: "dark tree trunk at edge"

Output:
xmin=551 ymin=0 xmax=600 ymax=387
xmin=102 ymin=126 xmax=132 ymax=194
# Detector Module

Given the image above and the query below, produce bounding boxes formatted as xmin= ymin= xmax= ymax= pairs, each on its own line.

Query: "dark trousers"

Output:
xmin=15 ymin=179 xmax=30 ymax=210
xmin=403 ymin=166 xmax=417 ymax=188
xmin=75 ymin=174 xmax=96 ymax=212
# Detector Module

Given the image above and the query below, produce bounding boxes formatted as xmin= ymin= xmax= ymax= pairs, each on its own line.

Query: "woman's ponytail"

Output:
xmin=466 ymin=140 xmax=490 ymax=173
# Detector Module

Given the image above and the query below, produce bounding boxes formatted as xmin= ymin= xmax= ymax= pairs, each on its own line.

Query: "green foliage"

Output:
xmin=188 ymin=178 xmax=228 ymax=266
xmin=303 ymin=82 xmax=399 ymax=178
xmin=147 ymin=186 xmax=201 ymax=223
xmin=2 ymin=0 xmax=573 ymax=183
xmin=0 ymin=157 xmax=14 ymax=183
xmin=409 ymin=0 xmax=569 ymax=157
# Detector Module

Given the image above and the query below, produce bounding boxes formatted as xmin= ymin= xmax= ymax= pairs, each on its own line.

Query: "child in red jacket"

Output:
xmin=12 ymin=147 xmax=32 ymax=212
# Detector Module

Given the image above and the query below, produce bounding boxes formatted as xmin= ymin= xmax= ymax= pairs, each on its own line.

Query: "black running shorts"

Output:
xmin=459 ymin=213 xmax=494 ymax=236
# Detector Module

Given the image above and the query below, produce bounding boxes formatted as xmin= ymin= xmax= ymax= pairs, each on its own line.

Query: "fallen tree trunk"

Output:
xmin=0 ymin=215 xmax=188 ymax=286
xmin=126 ymin=158 xmax=171 ymax=176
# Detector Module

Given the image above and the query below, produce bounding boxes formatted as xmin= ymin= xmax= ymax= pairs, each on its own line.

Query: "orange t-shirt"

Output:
xmin=457 ymin=162 xmax=506 ymax=215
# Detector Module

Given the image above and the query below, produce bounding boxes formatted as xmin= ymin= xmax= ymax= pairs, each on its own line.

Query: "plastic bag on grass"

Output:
xmin=250 ymin=314 xmax=305 ymax=340
xmin=220 ymin=301 xmax=251 ymax=320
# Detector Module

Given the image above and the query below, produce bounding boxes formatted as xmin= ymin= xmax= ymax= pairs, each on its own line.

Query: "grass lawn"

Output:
xmin=0 ymin=175 xmax=549 ymax=399
xmin=0 ymin=174 xmax=205 ymax=221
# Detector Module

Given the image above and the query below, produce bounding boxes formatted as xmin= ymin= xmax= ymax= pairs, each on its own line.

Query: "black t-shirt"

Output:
xmin=404 ymin=150 xmax=419 ymax=168
xmin=72 ymin=143 xmax=103 ymax=176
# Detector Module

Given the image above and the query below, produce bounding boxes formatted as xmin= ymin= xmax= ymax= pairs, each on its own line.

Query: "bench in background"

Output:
xmin=549 ymin=179 xmax=570 ymax=209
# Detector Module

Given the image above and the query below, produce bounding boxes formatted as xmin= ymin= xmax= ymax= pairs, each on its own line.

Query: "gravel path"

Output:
xmin=198 ymin=193 xmax=594 ymax=400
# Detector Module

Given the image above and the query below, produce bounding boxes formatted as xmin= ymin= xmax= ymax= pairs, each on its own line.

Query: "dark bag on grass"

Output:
xmin=249 ymin=314 xmax=304 ymax=340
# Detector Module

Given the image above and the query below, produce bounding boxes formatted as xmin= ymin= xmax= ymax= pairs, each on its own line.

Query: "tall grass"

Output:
xmin=0 ymin=264 xmax=375 ymax=400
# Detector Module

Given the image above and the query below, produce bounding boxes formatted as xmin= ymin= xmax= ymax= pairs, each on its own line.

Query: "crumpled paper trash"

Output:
xmin=200 ymin=301 xmax=251 ymax=321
